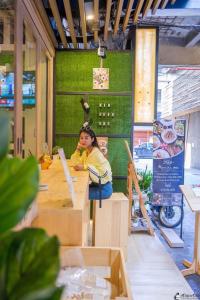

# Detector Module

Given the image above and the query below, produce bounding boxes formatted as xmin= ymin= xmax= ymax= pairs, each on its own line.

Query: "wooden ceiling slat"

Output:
xmin=143 ymin=0 xmax=154 ymax=17
xmin=122 ymin=0 xmax=135 ymax=32
xmin=94 ymin=0 xmax=99 ymax=43
xmin=104 ymin=0 xmax=112 ymax=41
xmin=113 ymin=0 xmax=124 ymax=36
xmin=133 ymin=0 xmax=145 ymax=24
xmin=152 ymin=0 xmax=162 ymax=15
xmin=34 ymin=0 xmax=58 ymax=47
xmin=78 ymin=0 xmax=87 ymax=48
xmin=48 ymin=0 xmax=67 ymax=47
xmin=63 ymin=0 xmax=77 ymax=48
xmin=161 ymin=0 xmax=169 ymax=9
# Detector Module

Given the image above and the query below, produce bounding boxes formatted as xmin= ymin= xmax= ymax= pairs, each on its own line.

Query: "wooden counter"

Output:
xmin=32 ymin=160 xmax=90 ymax=246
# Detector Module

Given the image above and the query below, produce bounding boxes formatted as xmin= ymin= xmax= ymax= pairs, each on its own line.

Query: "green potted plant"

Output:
xmin=52 ymin=145 xmax=61 ymax=160
xmin=137 ymin=168 xmax=153 ymax=194
xmin=0 ymin=113 xmax=62 ymax=300
xmin=133 ymin=167 xmax=153 ymax=206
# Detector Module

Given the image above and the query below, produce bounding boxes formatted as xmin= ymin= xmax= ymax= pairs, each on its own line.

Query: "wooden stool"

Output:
xmin=92 ymin=192 xmax=129 ymax=258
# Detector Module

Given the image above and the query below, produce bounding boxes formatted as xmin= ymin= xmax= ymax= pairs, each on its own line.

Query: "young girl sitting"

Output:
xmin=71 ymin=126 xmax=112 ymax=200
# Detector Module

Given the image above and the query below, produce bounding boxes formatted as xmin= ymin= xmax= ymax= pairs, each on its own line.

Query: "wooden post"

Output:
xmin=127 ymin=162 xmax=133 ymax=235
xmin=194 ymin=212 xmax=200 ymax=274
xmin=14 ymin=0 xmax=24 ymax=157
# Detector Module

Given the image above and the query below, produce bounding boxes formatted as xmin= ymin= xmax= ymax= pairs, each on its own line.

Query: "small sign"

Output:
xmin=97 ymin=136 xmax=108 ymax=157
xmin=58 ymin=148 xmax=76 ymax=206
xmin=192 ymin=185 xmax=200 ymax=197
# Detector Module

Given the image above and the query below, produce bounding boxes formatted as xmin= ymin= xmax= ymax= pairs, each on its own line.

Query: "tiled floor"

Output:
xmin=126 ymin=234 xmax=193 ymax=300
xmin=155 ymin=168 xmax=200 ymax=299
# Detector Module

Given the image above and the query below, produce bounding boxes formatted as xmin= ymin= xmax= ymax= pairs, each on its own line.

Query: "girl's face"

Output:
xmin=79 ymin=132 xmax=94 ymax=149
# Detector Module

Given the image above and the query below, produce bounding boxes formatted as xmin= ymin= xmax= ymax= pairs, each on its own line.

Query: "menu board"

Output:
xmin=58 ymin=148 xmax=76 ymax=206
xmin=153 ymin=119 xmax=186 ymax=206
xmin=192 ymin=184 xmax=200 ymax=197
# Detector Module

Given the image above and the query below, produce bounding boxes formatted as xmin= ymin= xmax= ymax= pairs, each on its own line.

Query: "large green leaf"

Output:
xmin=0 ymin=156 xmax=39 ymax=233
xmin=0 ymin=228 xmax=62 ymax=300
xmin=0 ymin=113 xmax=9 ymax=160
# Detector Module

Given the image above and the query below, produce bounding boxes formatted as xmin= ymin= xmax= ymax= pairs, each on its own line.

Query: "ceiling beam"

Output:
xmin=185 ymin=32 xmax=200 ymax=48
xmin=142 ymin=0 xmax=154 ymax=17
xmin=152 ymin=0 xmax=162 ymax=14
xmin=122 ymin=0 xmax=135 ymax=32
xmin=104 ymin=0 xmax=112 ymax=41
xmin=34 ymin=0 xmax=58 ymax=47
xmin=78 ymin=0 xmax=87 ymax=48
xmin=113 ymin=0 xmax=124 ymax=36
xmin=133 ymin=0 xmax=145 ymax=24
xmin=63 ymin=0 xmax=77 ymax=48
xmin=94 ymin=0 xmax=99 ymax=43
xmin=48 ymin=0 xmax=68 ymax=48
xmin=161 ymin=0 xmax=169 ymax=9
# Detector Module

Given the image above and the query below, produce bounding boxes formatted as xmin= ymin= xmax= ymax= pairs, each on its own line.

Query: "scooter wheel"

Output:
xmin=159 ymin=205 xmax=183 ymax=228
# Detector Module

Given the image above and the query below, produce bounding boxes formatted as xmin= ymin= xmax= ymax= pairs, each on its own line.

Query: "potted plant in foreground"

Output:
xmin=0 ymin=113 xmax=62 ymax=300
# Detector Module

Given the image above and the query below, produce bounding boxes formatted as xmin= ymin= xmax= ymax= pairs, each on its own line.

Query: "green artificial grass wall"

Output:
xmin=56 ymin=94 xmax=132 ymax=135
xmin=56 ymin=51 xmax=132 ymax=92
xmin=55 ymin=50 xmax=133 ymax=192
xmin=113 ymin=179 xmax=127 ymax=194
xmin=0 ymin=53 xmax=14 ymax=66
xmin=55 ymin=136 xmax=78 ymax=158
xmin=108 ymin=138 xmax=130 ymax=177
xmin=56 ymin=95 xmax=85 ymax=133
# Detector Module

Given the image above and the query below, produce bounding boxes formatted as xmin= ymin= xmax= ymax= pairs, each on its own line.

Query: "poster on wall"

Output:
xmin=153 ymin=119 xmax=186 ymax=206
xmin=93 ymin=68 xmax=109 ymax=89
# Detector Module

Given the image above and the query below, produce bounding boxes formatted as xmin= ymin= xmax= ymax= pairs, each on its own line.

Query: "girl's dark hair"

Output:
xmin=79 ymin=127 xmax=99 ymax=148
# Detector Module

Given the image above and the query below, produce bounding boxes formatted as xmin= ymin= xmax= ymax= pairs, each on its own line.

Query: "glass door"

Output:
xmin=0 ymin=0 xmax=15 ymax=155
xmin=22 ymin=20 xmax=36 ymax=157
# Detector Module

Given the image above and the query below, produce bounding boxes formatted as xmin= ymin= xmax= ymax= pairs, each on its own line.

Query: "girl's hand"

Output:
xmin=76 ymin=143 xmax=83 ymax=151
xmin=74 ymin=164 xmax=84 ymax=171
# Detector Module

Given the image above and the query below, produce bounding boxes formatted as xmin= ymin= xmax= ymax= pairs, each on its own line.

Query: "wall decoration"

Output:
xmin=134 ymin=28 xmax=156 ymax=123
xmin=93 ymin=68 xmax=109 ymax=89
xmin=97 ymin=136 xmax=108 ymax=157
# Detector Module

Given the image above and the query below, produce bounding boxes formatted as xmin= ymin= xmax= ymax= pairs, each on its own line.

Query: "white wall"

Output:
xmin=159 ymin=44 xmax=200 ymax=65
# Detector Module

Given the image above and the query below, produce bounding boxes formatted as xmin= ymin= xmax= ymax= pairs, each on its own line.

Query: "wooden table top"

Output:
xmin=37 ymin=159 xmax=89 ymax=210
xmin=179 ymin=185 xmax=200 ymax=212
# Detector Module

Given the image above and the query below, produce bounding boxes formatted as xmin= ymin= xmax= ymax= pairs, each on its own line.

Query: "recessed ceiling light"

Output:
xmin=86 ymin=15 xmax=94 ymax=21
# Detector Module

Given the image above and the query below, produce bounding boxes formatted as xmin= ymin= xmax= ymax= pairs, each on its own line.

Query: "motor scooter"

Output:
xmin=150 ymin=204 xmax=183 ymax=228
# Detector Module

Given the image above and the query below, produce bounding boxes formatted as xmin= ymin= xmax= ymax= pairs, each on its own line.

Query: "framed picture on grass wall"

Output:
xmin=93 ymin=68 xmax=109 ymax=89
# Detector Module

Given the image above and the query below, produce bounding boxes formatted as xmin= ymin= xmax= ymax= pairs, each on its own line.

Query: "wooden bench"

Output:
xmin=92 ymin=192 xmax=129 ymax=258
